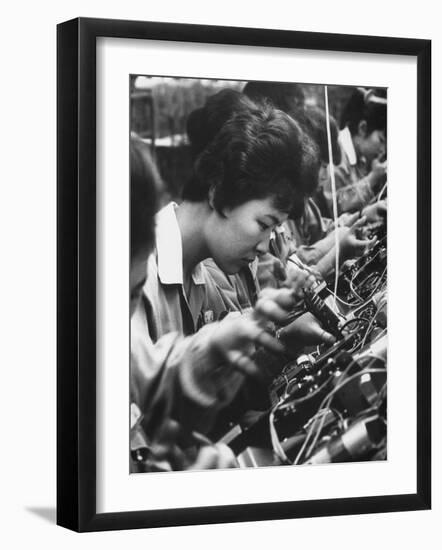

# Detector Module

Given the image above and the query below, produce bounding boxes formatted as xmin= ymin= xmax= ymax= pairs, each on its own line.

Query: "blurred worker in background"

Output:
xmin=315 ymin=86 xmax=387 ymax=217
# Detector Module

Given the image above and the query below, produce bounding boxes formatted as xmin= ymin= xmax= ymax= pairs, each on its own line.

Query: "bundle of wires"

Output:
xmin=293 ymin=361 xmax=386 ymax=464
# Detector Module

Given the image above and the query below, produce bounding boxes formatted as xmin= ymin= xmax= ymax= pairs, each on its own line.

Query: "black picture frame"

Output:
xmin=57 ymin=17 xmax=431 ymax=532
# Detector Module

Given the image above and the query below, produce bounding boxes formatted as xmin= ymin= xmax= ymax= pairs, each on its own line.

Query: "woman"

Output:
xmin=142 ymin=98 xmax=332 ymax=348
xmin=240 ymin=85 xmax=382 ymax=276
xmin=316 ymin=86 xmax=387 ymax=217
xmin=135 ymin=100 xmax=337 ymax=438
xmin=129 ymin=137 xmax=303 ymax=470
xmin=278 ymin=105 xmax=382 ymax=271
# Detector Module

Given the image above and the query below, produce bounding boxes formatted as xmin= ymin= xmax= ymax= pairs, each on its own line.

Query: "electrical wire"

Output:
xmin=273 ymin=332 xmax=387 ymax=464
xmin=378 ymin=182 xmax=388 ymax=201
xmin=269 ymin=401 xmax=291 ymax=465
xmin=349 ymin=263 xmax=387 ymax=304
xmin=340 ymin=317 xmax=370 ymax=333
xmin=359 ymin=307 xmax=380 ymax=349
xmin=351 ymin=246 xmax=385 ymax=280
xmin=303 ymin=367 xmax=387 ymax=460
xmin=349 ymin=277 xmax=366 ymax=303
xmin=324 ymin=85 xmax=340 ymax=311
xmin=325 ymin=287 xmax=375 ymax=310
xmin=292 ymin=355 xmax=359 ymax=463
xmin=293 ymin=408 xmax=334 ymax=464
xmin=287 ymin=255 xmax=321 ymax=280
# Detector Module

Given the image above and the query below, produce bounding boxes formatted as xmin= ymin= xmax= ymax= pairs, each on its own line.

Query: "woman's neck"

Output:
xmin=351 ymin=133 xmax=362 ymax=159
xmin=175 ymin=201 xmax=211 ymax=280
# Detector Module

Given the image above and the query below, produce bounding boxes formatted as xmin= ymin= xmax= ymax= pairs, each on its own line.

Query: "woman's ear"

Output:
xmin=208 ymin=183 xmax=229 ymax=218
xmin=357 ymin=119 xmax=368 ymax=138
xmin=208 ymin=184 xmax=216 ymax=210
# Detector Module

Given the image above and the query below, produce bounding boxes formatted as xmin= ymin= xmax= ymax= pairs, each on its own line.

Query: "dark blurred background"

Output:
xmin=130 ymin=76 xmax=354 ymax=201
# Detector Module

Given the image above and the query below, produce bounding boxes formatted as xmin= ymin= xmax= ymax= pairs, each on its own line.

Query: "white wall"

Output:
xmin=0 ymin=0 xmax=439 ymax=547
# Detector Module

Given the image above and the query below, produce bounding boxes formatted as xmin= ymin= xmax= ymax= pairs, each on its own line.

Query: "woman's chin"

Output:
xmin=221 ymin=261 xmax=242 ymax=275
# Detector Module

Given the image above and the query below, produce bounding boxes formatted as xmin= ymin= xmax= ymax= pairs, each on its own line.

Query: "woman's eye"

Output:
xmin=258 ymin=221 xmax=270 ymax=231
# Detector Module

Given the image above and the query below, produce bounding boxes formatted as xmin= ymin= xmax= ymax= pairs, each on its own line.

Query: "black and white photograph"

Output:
xmin=1 ymin=0 xmax=437 ymax=541
xmin=129 ymin=76 xmax=388 ymax=473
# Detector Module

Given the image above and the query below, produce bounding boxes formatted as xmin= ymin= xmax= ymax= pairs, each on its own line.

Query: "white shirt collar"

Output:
xmin=249 ymin=256 xmax=259 ymax=278
xmin=155 ymin=202 xmax=205 ymax=286
xmin=339 ymin=126 xmax=357 ymax=166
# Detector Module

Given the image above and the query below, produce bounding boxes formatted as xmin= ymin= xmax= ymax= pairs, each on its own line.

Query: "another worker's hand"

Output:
xmin=338 ymin=212 xmax=360 ymax=228
xmin=368 ymin=157 xmax=387 ymax=191
xmin=188 ymin=442 xmax=238 ymax=470
xmin=362 ymin=199 xmax=387 ymax=223
xmin=151 ymin=420 xmax=238 ymax=470
xmin=338 ymin=217 xmax=376 ymax=261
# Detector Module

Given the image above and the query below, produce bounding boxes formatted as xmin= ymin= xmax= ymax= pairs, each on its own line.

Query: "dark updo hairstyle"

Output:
xmin=183 ymin=98 xmax=319 ymax=215
xmin=130 ymin=137 xmax=159 ymax=259
xmin=242 ymin=81 xmax=305 ymax=113
xmin=341 ymin=87 xmax=387 ymax=136
xmin=294 ymin=105 xmax=342 ymax=166
xmin=186 ymin=89 xmax=256 ymax=161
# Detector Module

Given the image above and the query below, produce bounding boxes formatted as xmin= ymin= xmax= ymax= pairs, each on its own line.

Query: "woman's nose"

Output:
xmin=256 ymin=234 xmax=271 ymax=255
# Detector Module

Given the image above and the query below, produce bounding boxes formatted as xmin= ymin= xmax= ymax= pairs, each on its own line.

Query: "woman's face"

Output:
xmin=355 ymin=123 xmax=386 ymax=165
xmin=205 ymin=197 xmax=288 ymax=274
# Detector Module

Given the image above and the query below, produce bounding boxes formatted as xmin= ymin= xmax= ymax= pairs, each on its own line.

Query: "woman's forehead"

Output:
xmin=237 ymin=197 xmax=288 ymax=222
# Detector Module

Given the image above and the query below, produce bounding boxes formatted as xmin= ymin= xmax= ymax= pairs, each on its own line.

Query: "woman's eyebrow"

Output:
xmin=264 ymin=214 xmax=283 ymax=225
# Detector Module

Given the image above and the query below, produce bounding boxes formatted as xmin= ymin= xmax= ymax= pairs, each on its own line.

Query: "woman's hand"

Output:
xmin=253 ymin=287 xmax=299 ymax=324
xmin=208 ymin=287 xmax=300 ymax=375
xmin=277 ymin=311 xmax=335 ymax=355
xmin=256 ymin=253 xmax=287 ymax=289
xmin=187 ymin=442 xmax=238 ymax=470
xmin=337 ymin=216 xmax=376 ymax=262
xmin=338 ymin=211 xmax=360 ymax=228
xmin=150 ymin=419 xmax=238 ymax=470
xmin=208 ymin=285 xmax=319 ymax=376
xmin=362 ymin=199 xmax=387 ymax=223
xmin=285 ymin=262 xmax=318 ymax=297
xmin=367 ymin=157 xmax=387 ymax=191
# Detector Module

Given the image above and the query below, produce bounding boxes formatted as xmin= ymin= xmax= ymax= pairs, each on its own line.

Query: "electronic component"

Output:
xmin=327 ymin=236 xmax=387 ymax=304
xmin=304 ymin=415 xmax=386 ymax=464
xmin=355 ymin=220 xmax=386 ymax=241
xmin=355 ymin=334 xmax=387 ymax=363
xmin=303 ymin=287 xmax=343 ymax=339
xmin=223 ymin=231 xmax=388 ymax=466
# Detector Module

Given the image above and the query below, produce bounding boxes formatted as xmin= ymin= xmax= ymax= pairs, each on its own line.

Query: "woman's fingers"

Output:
xmin=254 ymin=287 xmax=297 ymax=324
xmin=350 ymin=215 xmax=367 ymax=231
xmin=355 ymin=236 xmax=377 ymax=254
xmin=254 ymin=298 xmax=292 ymax=324
xmin=253 ymin=327 xmax=285 ymax=355
xmin=258 ymin=287 xmax=297 ymax=309
xmin=283 ymin=312 xmax=336 ymax=346
xmin=150 ymin=419 xmax=181 ymax=459
xmin=188 ymin=443 xmax=238 ymax=470
xmin=212 ymin=314 xmax=286 ymax=373
xmin=188 ymin=446 xmax=219 ymax=470
xmin=272 ymin=258 xmax=287 ymax=282
xmin=340 ymin=212 xmax=359 ymax=227
xmin=213 ymin=443 xmax=239 ymax=469
xmin=224 ymin=349 xmax=259 ymax=377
